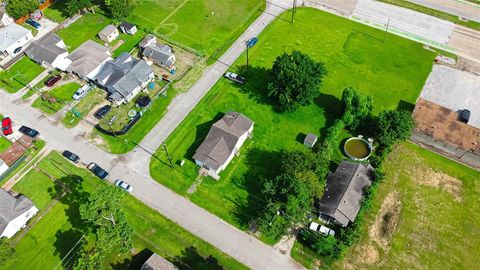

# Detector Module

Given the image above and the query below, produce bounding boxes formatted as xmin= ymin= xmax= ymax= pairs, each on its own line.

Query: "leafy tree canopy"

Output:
xmin=66 ymin=0 xmax=94 ymax=16
xmin=104 ymin=0 xmax=135 ymax=20
xmin=6 ymin=0 xmax=38 ymax=19
xmin=0 ymin=239 xmax=14 ymax=265
xmin=267 ymin=51 xmax=327 ymax=112
xmin=375 ymin=110 xmax=414 ymax=149
xmin=341 ymin=87 xmax=373 ymax=129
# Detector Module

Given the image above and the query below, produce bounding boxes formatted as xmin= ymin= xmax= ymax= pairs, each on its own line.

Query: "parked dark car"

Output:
xmin=94 ymin=105 xmax=112 ymax=119
xmin=26 ymin=18 xmax=41 ymax=29
xmin=1 ymin=117 xmax=13 ymax=136
xmin=87 ymin=162 xmax=109 ymax=180
xmin=18 ymin=126 xmax=39 ymax=138
xmin=62 ymin=150 xmax=80 ymax=163
xmin=45 ymin=75 xmax=61 ymax=87
xmin=459 ymin=109 xmax=471 ymax=124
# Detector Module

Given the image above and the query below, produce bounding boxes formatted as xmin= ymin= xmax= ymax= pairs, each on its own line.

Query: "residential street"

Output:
xmin=1 ymin=0 xmax=480 ymax=269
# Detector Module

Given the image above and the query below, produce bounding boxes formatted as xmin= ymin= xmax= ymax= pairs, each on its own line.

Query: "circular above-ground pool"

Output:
xmin=344 ymin=137 xmax=372 ymax=161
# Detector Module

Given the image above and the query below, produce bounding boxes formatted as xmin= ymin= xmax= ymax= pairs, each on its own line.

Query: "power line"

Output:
xmin=54 ymin=234 xmax=86 ymax=270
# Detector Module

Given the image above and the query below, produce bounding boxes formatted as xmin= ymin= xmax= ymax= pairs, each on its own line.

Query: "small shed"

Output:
xmin=304 ymin=133 xmax=318 ymax=148
xmin=98 ymin=24 xmax=119 ymax=43
xmin=119 ymin=21 xmax=137 ymax=35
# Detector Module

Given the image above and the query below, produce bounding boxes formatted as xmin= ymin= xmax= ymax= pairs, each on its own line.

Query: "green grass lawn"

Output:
xmin=306 ymin=142 xmax=480 ymax=270
xmin=149 ymin=7 xmax=436 ymax=242
xmin=379 ymin=0 xmax=480 ymax=30
xmin=112 ymin=30 xmax=146 ymax=58
xmin=0 ymin=57 xmax=45 ymax=93
xmin=43 ymin=0 xmax=68 ymax=23
xmin=5 ymin=151 xmax=246 ymax=270
xmin=63 ymin=88 xmax=106 ymax=128
xmin=57 ymin=13 xmax=111 ymax=50
xmin=0 ymin=136 xmax=11 ymax=153
xmin=32 ymin=82 xmax=80 ymax=115
xmin=127 ymin=0 xmax=264 ymax=56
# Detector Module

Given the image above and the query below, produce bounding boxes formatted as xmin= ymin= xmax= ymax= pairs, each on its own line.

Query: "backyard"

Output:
xmin=32 ymin=82 xmax=81 ymax=115
xmin=63 ymin=87 xmax=106 ymax=128
xmin=0 ymin=57 xmax=44 ymax=93
xmin=4 ymin=151 xmax=247 ymax=270
xmin=149 ymin=7 xmax=437 ymax=243
xmin=311 ymin=143 xmax=480 ymax=270
xmin=57 ymin=13 xmax=111 ymax=50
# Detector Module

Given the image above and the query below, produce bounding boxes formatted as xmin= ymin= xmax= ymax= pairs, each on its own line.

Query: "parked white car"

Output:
xmin=72 ymin=84 xmax=92 ymax=100
xmin=309 ymin=222 xmax=335 ymax=236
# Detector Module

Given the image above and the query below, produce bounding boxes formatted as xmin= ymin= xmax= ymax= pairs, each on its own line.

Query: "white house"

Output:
xmin=193 ymin=112 xmax=254 ymax=179
xmin=0 ymin=23 xmax=33 ymax=59
xmin=119 ymin=21 xmax=137 ymax=35
xmin=0 ymin=159 xmax=8 ymax=176
xmin=0 ymin=8 xmax=14 ymax=27
xmin=98 ymin=24 xmax=119 ymax=43
xmin=65 ymin=40 xmax=112 ymax=81
xmin=0 ymin=189 xmax=38 ymax=238
xmin=24 ymin=33 xmax=69 ymax=70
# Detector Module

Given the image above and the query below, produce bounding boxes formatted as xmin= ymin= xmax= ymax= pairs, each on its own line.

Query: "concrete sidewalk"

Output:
xmin=407 ymin=0 xmax=480 ymax=22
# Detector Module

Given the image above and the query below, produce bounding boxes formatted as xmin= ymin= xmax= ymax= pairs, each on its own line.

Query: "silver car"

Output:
xmin=114 ymin=179 xmax=133 ymax=192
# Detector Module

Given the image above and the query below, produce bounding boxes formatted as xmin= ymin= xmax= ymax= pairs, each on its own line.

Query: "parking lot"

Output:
xmin=419 ymin=64 xmax=480 ymax=128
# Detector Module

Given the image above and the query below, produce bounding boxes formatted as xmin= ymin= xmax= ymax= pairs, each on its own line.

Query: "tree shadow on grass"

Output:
xmin=110 ymin=248 xmax=154 ymax=270
xmin=51 ymin=175 xmax=92 ymax=269
xmin=314 ymin=93 xmax=342 ymax=138
xmin=232 ymin=148 xmax=282 ymax=228
xmin=233 ymin=65 xmax=273 ymax=108
xmin=184 ymin=112 xmax=225 ymax=161
xmin=175 ymin=246 xmax=223 ymax=270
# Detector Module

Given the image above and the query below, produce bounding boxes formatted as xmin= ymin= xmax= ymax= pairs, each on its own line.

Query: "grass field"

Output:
xmin=63 ymin=88 xmax=106 ymax=128
xmin=0 ymin=57 xmax=45 ymax=93
xmin=127 ymin=0 xmax=264 ymax=56
xmin=32 ymin=82 xmax=80 ymax=115
xmin=112 ymin=30 xmax=146 ymax=57
xmin=43 ymin=0 xmax=68 ymax=23
xmin=5 ymin=152 xmax=246 ymax=270
xmin=317 ymin=143 xmax=480 ymax=270
xmin=57 ymin=13 xmax=111 ymax=50
xmin=379 ymin=0 xmax=480 ymax=30
xmin=0 ymin=136 xmax=11 ymax=153
xmin=148 ymin=7 xmax=436 ymax=242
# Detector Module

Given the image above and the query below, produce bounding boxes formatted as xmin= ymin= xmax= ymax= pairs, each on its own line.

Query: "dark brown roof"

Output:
xmin=318 ymin=161 xmax=373 ymax=227
xmin=413 ymin=98 xmax=480 ymax=153
xmin=0 ymin=135 xmax=33 ymax=166
xmin=193 ymin=112 xmax=253 ymax=170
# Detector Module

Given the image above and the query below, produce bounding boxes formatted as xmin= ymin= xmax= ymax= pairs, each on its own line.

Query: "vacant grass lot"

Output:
xmin=32 ymin=82 xmax=80 ymax=115
xmin=0 ymin=57 xmax=44 ymax=93
xmin=57 ymin=13 xmax=111 ymax=50
xmin=325 ymin=143 xmax=480 ymax=270
xmin=43 ymin=0 xmax=68 ymax=23
xmin=5 ymin=152 xmax=246 ymax=270
xmin=149 ymin=7 xmax=436 ymax=242
xmin=127 ymin=0 xmax=264 ymax=56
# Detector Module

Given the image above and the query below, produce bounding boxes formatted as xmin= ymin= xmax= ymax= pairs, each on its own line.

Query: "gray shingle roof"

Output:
xmin=99 ymin=24 xmax=117 ymax=37
xmin=0 ymin=189 xmax=35 ymax=235
xmin=120 ymin=21 xmax=135 ymax=30
xmin=143 ymin=44 xmax=175 ymax=67
xmin=193 ymin=112 xmax=253 ymax=170
xmin=24 ymin=33 xmax=67 ymax=65
xmin=304 ymin=133 xmax=318 ymax=147
xmin=139 ymin=34 xmax=156 ymax=49
xmin=0 ymin=23 xmax=31 ymax=51
xmin=95 ymin=52 xmax=153 ymax=102
xmin=318 ymin=161 xmax=373 ymax=227
xmin=66 ymin=40 xmax=110 ymax=79
xmin=141 ymin=253 xmax=178 ymax=270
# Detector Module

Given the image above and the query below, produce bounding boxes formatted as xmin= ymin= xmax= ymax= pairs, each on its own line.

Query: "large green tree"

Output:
xmin=375 ymin=110 xmax=414 ymax=149
xmin=75 ymin=186 xmax=134 ymax=268
xmin=267 ymin=51 xmax=327 ymax=112
xmin=6 ymin=0 xmax=38 ymax=19
xmin=341 ymin=87 xmax=373 ymax=129
xmin=0 ymin=239 xmax=14 ymax=265
xmin=66 ymin=0 xmax=94 ymax=16
xmin=104 ymin=0 xmax=135 ymax=20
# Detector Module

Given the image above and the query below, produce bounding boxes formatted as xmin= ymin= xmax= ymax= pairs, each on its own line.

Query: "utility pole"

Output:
xmin=383 ymin=18 xmax=390 ymax=42
xmin=291 ymin=0 xmax=297 ymax=23
xmin=162 ymin=142 xmax=174 ymax=168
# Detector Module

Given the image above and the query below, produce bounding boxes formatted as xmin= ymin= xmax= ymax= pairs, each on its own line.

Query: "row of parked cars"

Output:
xmin=1 ymin=117 xmax=39 ymax=138
xmin=62 ymin=150 xmax=133 ymax=192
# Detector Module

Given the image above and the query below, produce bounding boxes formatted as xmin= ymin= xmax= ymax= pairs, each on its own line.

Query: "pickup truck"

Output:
xmin=87 ymin=162 xmax=109 ymax=180
xmin=224 ymin=72 xmax=246 ymax=84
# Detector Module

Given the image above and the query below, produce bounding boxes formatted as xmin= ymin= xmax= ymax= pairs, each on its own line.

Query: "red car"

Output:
xmin=1 ymin=117 xmax=13 ymax=136
xmin=44 ymin=75 xmax=61 ymax=87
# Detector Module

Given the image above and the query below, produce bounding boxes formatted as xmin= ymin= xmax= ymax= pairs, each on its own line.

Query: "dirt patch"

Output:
xmin=415 ymin=167 xmax=463 ymax=202
xmin=369 ymin=192 xmax=401 ymax=251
